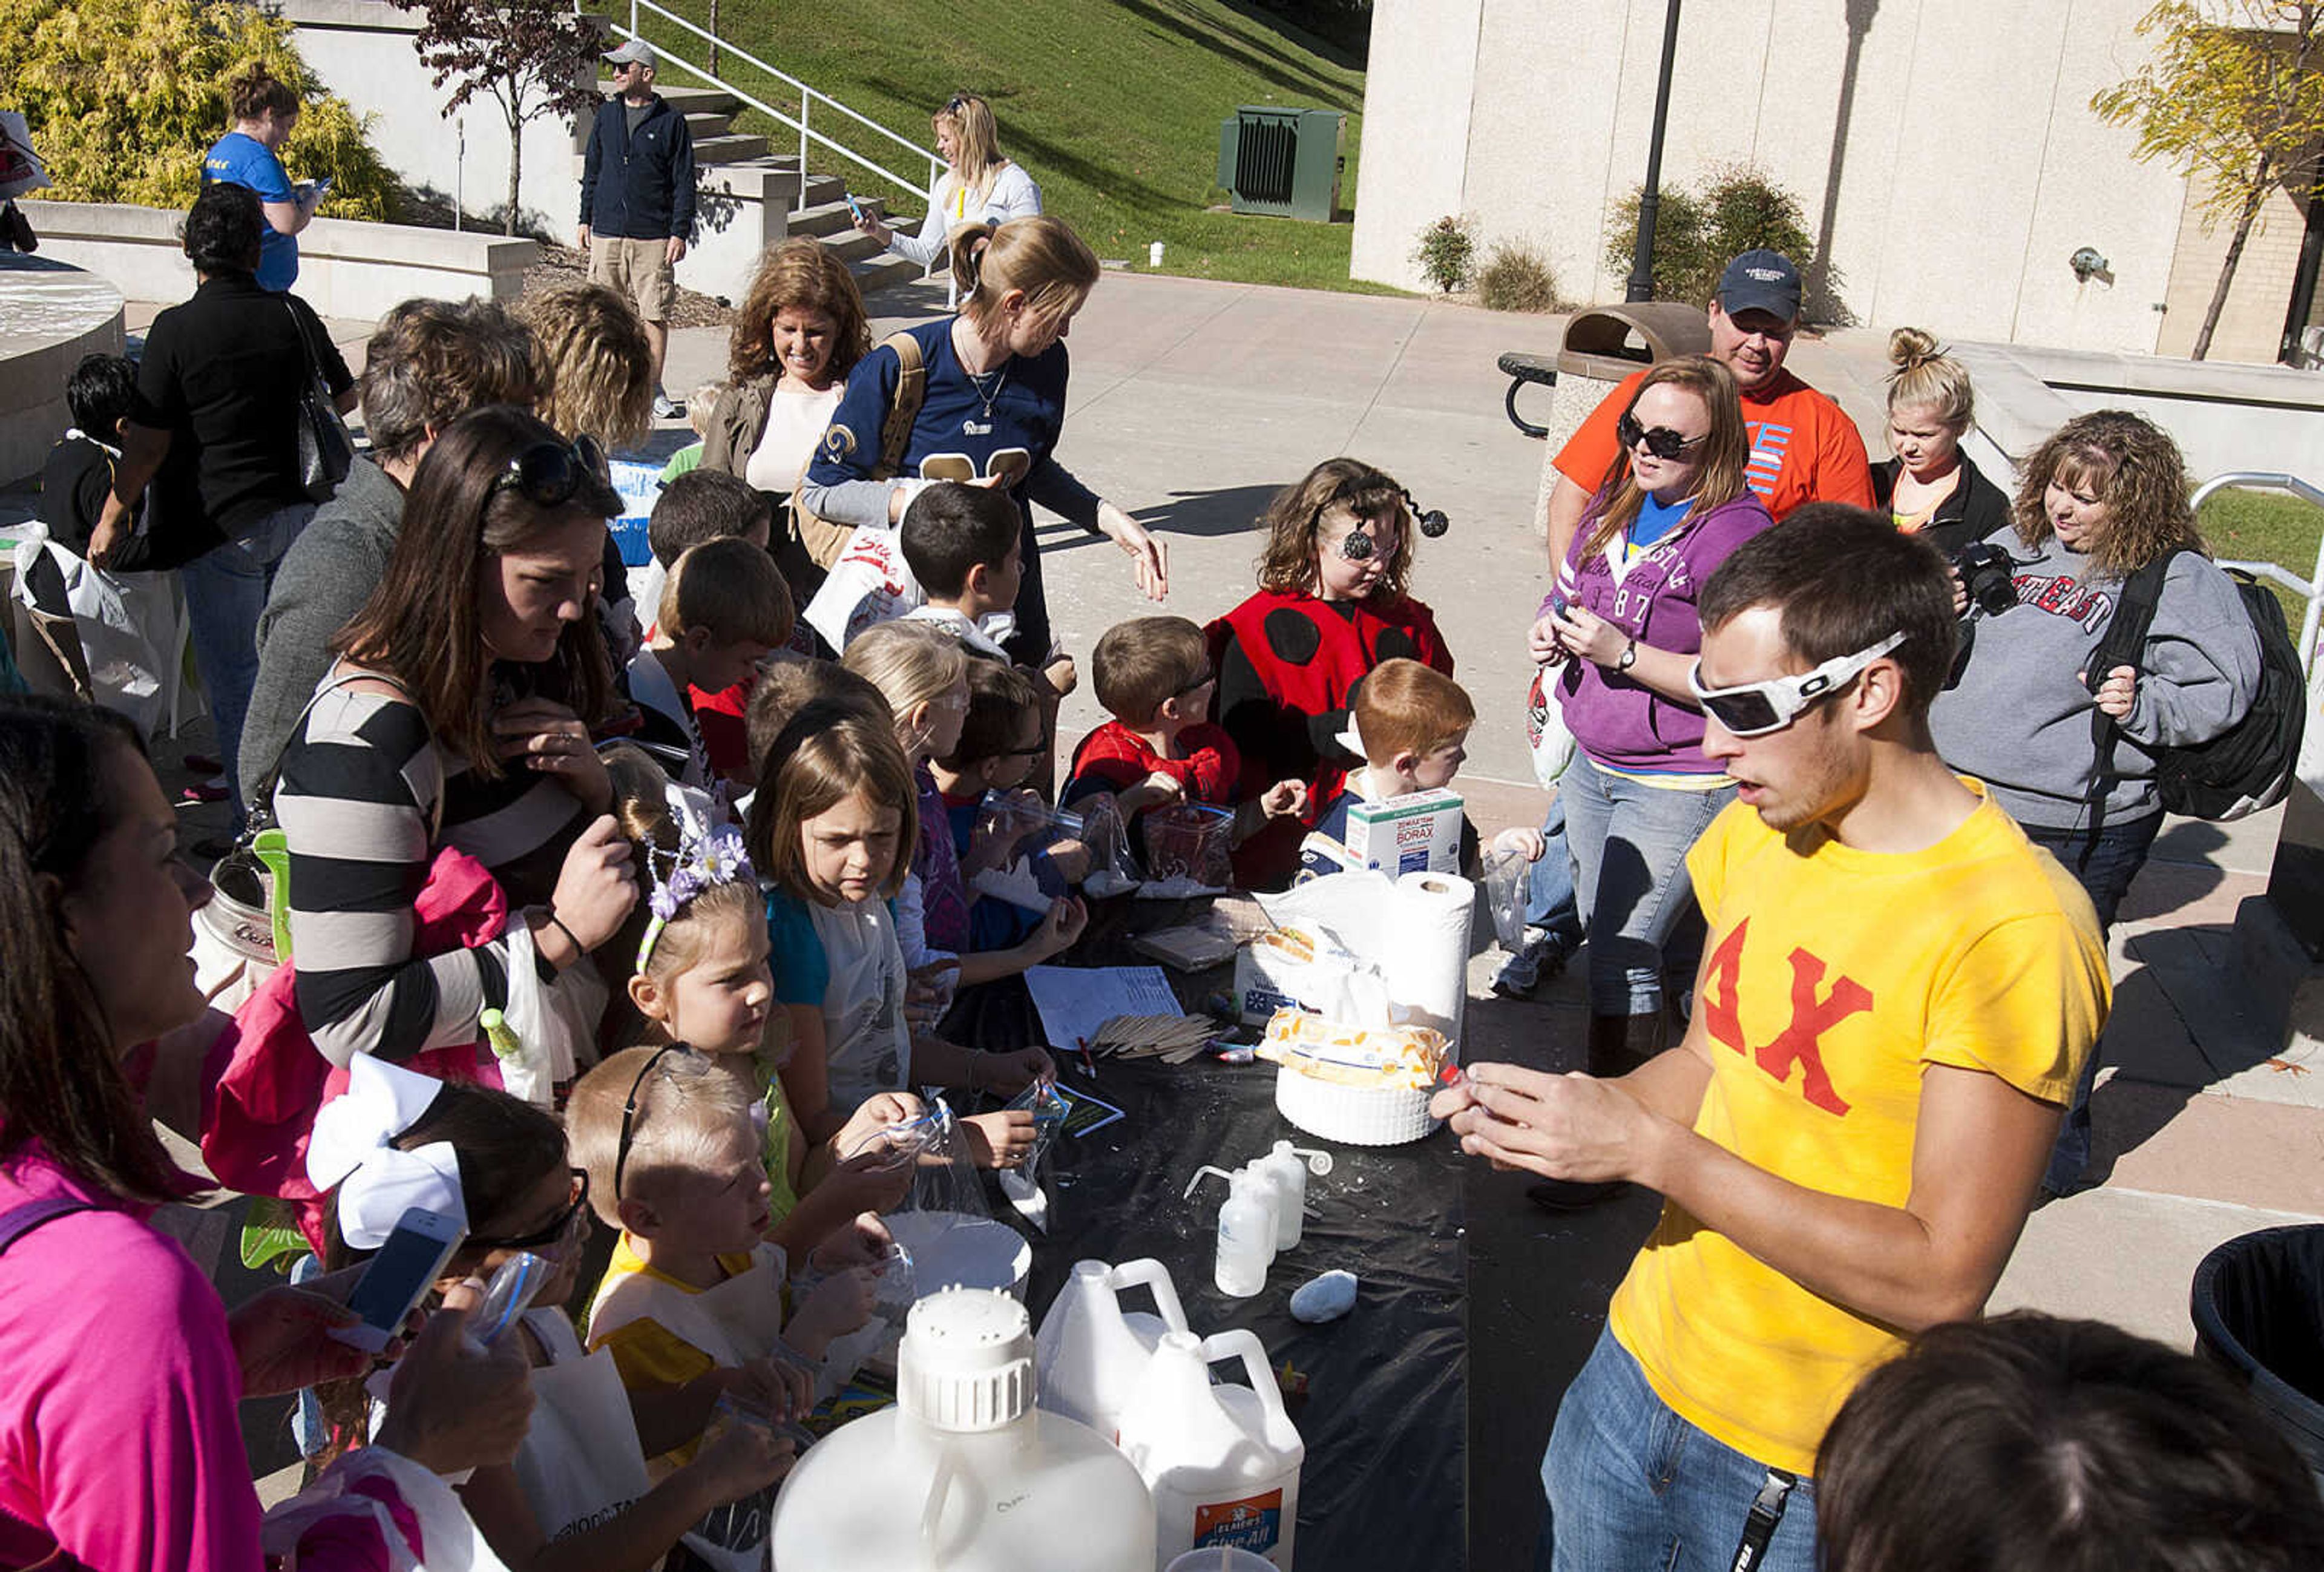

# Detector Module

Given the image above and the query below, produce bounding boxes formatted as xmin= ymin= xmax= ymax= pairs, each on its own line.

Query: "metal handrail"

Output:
xmin=2194 ymin=470 xmax=2324 ymax=680
xmin=594 ymin=2 xmax=940 ymax=215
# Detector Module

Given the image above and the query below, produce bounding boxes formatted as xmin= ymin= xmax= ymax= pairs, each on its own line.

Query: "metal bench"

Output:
xmin=1497 ymin=350 xmax=1558 ymax=437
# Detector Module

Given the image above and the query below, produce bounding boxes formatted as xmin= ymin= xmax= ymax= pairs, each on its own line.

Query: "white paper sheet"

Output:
xmin=1022 ymin=964 xmax=1183 ymax=1051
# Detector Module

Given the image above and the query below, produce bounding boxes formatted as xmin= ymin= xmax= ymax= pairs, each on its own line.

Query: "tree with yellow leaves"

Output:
xmin=2094 ymin=1 xmax=2324 ymax=361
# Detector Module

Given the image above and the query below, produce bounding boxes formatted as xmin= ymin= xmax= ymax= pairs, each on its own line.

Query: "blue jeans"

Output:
xmin=182 ymin=502 xmax=313 ymax=829
xmin=1561 ymin=752 xmax=1733 ymax=1017
xmin=1525 ymin=794 xmax=1584 ymax=947
xmin=1537 ymin=1326 xmax=1819 ymax=1572
xmin=2023 ymin=812 xmax=2162 ymax=1192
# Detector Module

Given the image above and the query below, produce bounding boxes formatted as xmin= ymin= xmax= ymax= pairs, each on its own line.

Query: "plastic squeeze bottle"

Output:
xmin=1183 ymin=1166 xmax=1274 ymax=1297
xmin=1254 ymin=1142 xmax=1333 ymax=1250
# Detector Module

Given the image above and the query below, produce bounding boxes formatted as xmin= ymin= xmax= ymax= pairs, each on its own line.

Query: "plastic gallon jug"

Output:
xmin=1255 ymin=1142 xmax=1333 ymax=1250
xmin=769 ymin=1287 xmax=1155 ymax=1572
xmin=1036 ymin=1258 xmax=1192 ymax=1441
xmin=1118 ymin=1329 xmax=1305 ymax=1570
xmin=1183 ymin=1166 xmax=1275 ymax=1297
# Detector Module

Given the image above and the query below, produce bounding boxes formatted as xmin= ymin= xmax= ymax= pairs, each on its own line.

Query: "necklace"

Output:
xmin=962 ymin=363 xmax=1009 ymax=435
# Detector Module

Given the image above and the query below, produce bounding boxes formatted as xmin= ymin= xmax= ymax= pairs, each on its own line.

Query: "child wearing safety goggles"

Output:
xmin=1207 ymin=457 xmax=1454 ymax=890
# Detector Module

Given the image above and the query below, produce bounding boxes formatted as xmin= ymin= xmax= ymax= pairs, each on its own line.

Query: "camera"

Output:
xmin=1952 ymin=541 xmax=2020 ymax=618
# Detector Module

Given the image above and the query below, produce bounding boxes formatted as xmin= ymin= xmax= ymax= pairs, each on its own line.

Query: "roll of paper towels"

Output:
xmin=1385 ymin=870 xmax=1474 ymax=1055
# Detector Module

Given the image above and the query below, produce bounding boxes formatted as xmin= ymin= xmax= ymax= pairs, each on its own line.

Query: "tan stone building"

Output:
xmin=1351 ymin=0 xmax=2320 ymax=366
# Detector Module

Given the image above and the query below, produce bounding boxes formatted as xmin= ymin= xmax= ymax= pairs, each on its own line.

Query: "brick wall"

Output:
xmin=2158 ymin=171 xmax=2314 ymax=363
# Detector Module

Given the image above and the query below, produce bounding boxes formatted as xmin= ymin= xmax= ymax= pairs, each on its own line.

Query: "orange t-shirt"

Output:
xmin=1554 ymin=368 xmax=1874 ymax=522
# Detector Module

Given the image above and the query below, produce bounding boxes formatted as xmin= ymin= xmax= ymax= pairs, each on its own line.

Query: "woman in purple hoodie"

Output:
xmin=1528 ymin=356 xmax=1775 ymax=1075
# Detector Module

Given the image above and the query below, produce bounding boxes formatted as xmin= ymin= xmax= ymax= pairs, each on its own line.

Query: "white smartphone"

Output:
xmin=331 ymin=1207 xmax=466 ymax=1353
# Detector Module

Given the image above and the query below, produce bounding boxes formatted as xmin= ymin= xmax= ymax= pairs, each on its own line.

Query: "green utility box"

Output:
xmin=1216 ymin=107 xmax=1345 ymax=221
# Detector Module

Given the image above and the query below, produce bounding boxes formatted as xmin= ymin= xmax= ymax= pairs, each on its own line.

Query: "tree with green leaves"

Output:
xmin=393 ymin=0 xmax=607 ymax=235
xmin=2093 ymin=1 xmax=2324 ymax=361
xmin=3 ymin=0 xmax=396 ymax=218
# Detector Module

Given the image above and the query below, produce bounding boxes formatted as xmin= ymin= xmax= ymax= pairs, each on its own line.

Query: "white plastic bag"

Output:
xmin=1526 ymin=663 xmax=1577 ymax=788
xmin=261 ymin=1446 xmax=513 ymax=1571
xmin=496 ymin=920 xmax=608 ymax=1105
xmin=12 ymin=528 xmax=197 ymax=737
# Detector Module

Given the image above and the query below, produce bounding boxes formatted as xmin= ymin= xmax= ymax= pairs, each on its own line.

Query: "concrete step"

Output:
xmin=692 ymin=133 xmax=770 ymax=165
xmin=849 ymin=251 xmax=924 ymax=297
xmin=788 ymin=196 xmax=886 ymax=238
xmin=655 ymin=85 xmax=740 ymax=114
xmin=813 ymin=225 xmax=886 ymax=266
xmin=683 ymin=111 xmax=734 ymax=141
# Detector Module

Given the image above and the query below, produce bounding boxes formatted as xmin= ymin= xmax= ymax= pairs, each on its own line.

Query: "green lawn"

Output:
xmin=2198 ymin=487 xmax=2324 ymax=630
xmin=625 ymin=0 xmax=1397 ymax=293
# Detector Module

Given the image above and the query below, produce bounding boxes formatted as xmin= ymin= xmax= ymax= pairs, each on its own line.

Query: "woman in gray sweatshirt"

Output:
xmin=1931 ymin=409 xmax=2260 ymax=1189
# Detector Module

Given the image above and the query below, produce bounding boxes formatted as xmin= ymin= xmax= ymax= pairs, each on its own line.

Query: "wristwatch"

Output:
xmin=1615 ymin=638 xmax=1639 ymax=673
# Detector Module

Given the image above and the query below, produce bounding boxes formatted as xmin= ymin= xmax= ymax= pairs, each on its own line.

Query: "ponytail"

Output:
xmin=1883 ymin=326 xmax=1974 ymax=431
xmin=226 ymin=61 xmax=301 ymax=125
xmin=951 ymin=215 xmax=1100 ymax=331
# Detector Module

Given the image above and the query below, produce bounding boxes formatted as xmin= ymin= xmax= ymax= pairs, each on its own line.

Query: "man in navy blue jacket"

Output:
xmin=579 ymin=38 xmax=696 ymax=418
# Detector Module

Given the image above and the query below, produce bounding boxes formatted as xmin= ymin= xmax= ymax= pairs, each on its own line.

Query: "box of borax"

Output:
xmin=1341 ymin=788 xmax=1464 ymax=876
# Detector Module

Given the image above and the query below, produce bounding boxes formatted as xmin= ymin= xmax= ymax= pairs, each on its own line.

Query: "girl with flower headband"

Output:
xmin=312 ymin=1055 xmax=803 ymax=1570
xmin=603 ymin=746 xmax=919 ymax=1256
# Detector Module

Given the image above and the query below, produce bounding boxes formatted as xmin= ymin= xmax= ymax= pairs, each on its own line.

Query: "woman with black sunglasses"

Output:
xmin=1528 ymin=355 xmax=1776 ymax=1076
xmin=271 ymin=406 xmax=640 ymax=1074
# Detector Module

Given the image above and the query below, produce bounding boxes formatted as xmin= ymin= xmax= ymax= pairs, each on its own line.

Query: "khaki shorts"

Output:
xmin=588 ymin=234 xmax=674 ymax=322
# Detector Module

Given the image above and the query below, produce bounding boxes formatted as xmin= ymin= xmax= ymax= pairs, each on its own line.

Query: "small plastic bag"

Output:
xmin=1479 ymin=849 xmax=1531 ymax=954
xmin=1075 ymin=792 xmax=1142 ymax=898
xmin=1143 ymin=803 xmax=1234 ymax=890
xmin=839 ymin=1094 xmax=994 ymax=1226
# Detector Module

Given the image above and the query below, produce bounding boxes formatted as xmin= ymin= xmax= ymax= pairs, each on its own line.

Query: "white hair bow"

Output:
xmin=305 ymin=1056 xmax=469 ymax=1250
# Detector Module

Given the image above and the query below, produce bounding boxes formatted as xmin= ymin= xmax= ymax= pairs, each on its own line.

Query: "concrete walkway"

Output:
xmin=45 ymin=274 xmax=2324 ymax=1551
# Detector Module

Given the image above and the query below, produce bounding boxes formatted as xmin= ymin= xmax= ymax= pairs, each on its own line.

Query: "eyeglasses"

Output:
xmin=468 ymin=1168 xmax=591 ymax=1252
xmin=1687 ymin=633 xmax=1908 ymax=737
xmin=612 ymin=1043 xmax=681 ymax=1202
xmin=1617 ymin=413 xmax=1710 ymax=461
xmin=488 ymin=433 xmax=609 ymax=512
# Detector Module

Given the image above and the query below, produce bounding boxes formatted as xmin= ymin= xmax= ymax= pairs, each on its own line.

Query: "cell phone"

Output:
xmin=332 ymin=1207 xmax=466 ymax=1353
xmin=844 ymin=192 xmax=867 ymax=222
xmin=1550 ymin=593 xmax=1571 ymax=617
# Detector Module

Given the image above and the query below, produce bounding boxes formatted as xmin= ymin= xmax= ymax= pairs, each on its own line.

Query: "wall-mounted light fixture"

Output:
xmin=2070 ymin=246 xmax=2112 ymax=284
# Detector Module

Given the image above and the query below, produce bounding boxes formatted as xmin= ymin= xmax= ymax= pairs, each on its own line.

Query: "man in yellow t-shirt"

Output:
xmin=1437 ymin=507 xmax=2107 ymax=1572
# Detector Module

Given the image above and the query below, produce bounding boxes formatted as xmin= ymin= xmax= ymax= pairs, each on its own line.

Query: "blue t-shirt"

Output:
xmin=805 ymin=318 xmax=1070 ymax=499
xmin=202 ymin=132 xmax=300 ymax=292
xmin=765 ymin=887 xmax=830 ymax=1007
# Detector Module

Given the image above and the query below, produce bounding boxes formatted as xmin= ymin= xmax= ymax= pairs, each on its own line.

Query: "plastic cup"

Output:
xmin=1164 ymin=1550 xmax=1275 ymax=1572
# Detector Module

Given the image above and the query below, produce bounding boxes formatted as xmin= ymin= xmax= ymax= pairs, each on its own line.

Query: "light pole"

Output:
xmin=1625 ymin=0 xmax=1684 ymax=303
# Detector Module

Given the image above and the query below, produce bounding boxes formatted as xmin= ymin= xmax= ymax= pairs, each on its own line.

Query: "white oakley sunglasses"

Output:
xmin=1687 ymin=632 xmax=1908 ymax=737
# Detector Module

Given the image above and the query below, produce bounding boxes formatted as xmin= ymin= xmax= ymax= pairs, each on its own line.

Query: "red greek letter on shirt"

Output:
xmin=1700 ymin=918 xmax=1868 ymax=1116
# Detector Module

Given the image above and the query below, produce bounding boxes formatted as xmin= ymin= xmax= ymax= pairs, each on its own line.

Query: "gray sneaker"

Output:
xmin=1492 ymin=928 xmax=1566 ymax=998
xmin=652 ymin=390 xmax=681 ymax=420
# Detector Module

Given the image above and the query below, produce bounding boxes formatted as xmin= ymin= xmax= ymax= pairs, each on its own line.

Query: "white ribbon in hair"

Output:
xmin=305 ymin=1056 xmax=469 ymax=1249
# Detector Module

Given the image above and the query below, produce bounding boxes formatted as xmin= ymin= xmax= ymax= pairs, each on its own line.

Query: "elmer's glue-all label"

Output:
xmin=1193 ymin=1490 xmax=1284 ymax=1554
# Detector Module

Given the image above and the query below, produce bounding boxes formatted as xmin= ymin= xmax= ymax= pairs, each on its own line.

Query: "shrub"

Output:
xmin=1477 ymin=241 xmax=1565 ymax=313
xmin=1413 ymin=214 xmax=1475 ymax=294
xmin=1603 ymin=163 xmax=1814 ymax=309
xmin=4 ymin=0 xmax=399 ymax=220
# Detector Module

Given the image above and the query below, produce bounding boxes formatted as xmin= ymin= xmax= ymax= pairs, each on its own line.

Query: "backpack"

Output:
xmin=2088 ymin=548 xmax=2306 ymax=826
xmin=789 ymin=328 xmax=927 ymax=571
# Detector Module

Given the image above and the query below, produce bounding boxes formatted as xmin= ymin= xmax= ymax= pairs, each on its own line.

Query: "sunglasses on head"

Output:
xmin=1688 ymin=632 xmax=1907 ymax=737
xmin=489 ymin=433 xmax=609 ymax=511
xmin=1618 ymin=412 xmax=1710 ymax=461
xmin=468 ymin=1168 xmax=591 ymax=1252
xmin=612 ymin=1043 xmax=680 ymax=1202
xmin=944 ymin=94 xmax=971 ymax=114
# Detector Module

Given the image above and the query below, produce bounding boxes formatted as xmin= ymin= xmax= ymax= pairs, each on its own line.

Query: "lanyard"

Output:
xmin=1728 ymin=1468 xmax=1797 ymax=1572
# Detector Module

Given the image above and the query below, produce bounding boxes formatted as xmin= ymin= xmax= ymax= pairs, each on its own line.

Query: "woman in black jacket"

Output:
xmin=1871 ymin=327 xmax=2010 ymax=557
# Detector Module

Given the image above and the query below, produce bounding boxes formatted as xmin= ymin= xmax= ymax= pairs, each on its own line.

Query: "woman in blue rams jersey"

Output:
xmin=798 ymin=214 xmax=1167 ymax=665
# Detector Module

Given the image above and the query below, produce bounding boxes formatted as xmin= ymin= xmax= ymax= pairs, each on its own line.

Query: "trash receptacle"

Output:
xmin=1528 ymin=302 xmax=1713 ymax=541
xmin=2190 ymin=1223 xmax=2324 ymax=1487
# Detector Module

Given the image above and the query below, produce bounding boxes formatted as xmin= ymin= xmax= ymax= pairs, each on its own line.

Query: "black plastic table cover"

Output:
xmin=1019 ymin=1049 xmax=1468 ymax=1572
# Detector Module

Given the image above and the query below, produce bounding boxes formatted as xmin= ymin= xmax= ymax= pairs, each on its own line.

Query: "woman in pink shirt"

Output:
xmin=0 ymin=696 xmax=533 ymax=1570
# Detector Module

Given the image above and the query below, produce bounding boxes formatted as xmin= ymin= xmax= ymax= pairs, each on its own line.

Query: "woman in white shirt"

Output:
xmin=852 ymin=92 xmax=1041 ymax=268
xmin=701 ymin=238 xmax=872 ymax=606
